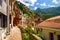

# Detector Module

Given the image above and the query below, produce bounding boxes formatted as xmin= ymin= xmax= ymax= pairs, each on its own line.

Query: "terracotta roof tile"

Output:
xmin=38 ymin=16 xmax=60 ymax=29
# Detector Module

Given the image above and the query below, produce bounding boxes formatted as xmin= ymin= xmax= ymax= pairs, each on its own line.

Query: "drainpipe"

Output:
xmin=7 ymin=0 xmax=10 ymax=34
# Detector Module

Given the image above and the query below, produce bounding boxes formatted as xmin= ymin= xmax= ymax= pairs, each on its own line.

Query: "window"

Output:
xmin=57 ymin=35 xmax=60 ymax=40
xmin=49 ymin=33 xmax=54 ymax=40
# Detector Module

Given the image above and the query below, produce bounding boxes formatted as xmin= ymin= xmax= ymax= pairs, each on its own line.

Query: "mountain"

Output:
xmin=34 ymin=8 xmax=48 ymax=15
xmin=35 ymin=6 xmax=60 ymax=15
xmin=34 ymin=7 xmax=60 ymax=20
xmin=43 ymin=6 xmax=60 ymax=15
xmin=15 ymin=1 xmax=60 ymax=20
xmin=34 ymin=6 xmax=60 ymax=20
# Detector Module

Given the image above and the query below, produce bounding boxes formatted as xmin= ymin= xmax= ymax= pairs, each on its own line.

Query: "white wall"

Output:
xmin=1 ymin=0 xmax=7 ymax=15
xmin=38 ymin=27 xmax=60 ymax=40
xmin=0 ymin=0 xmax=7 ymax=15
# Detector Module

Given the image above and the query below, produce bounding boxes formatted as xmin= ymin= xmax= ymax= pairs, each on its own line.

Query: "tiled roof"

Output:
xmin=38 ymin=16 xmax=60 ymax=29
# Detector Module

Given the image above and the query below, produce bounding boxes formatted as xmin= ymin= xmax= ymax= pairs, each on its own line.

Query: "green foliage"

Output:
xmin=34 ymin=8 xmax=48 ymax=16
xmin=25 ymin=27 xmax=44 ymax=38
xmin=36 ymin=34 xmax=43 ymax=38
xmin=17 ymin=3 xmax=24 ymax=10
xmin=44 ymin=7 xmax=60 ymax=15
xmin=25 ymin=27 xmax=37 ymax=34
xmin=34 ymin=6 xmax=60 ymax=20
xmin=35 ymin=7 xmax=60 ymax=15
xmin=40 ymin=14 xmax=55 ymax=20
xmin=16 ymin=2 xmax=34 ymax=18
xmin=23 ymin=33 xmax=30 ymax=40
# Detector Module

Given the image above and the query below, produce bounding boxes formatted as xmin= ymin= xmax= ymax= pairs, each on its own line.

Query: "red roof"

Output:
xmin=38 ymin=16 xmax=60 ymax=29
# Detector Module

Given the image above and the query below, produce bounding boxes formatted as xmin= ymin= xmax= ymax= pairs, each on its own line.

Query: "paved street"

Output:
xmin=0 ymin=28 xmax=4 ymax=40
xmin=4 ymin=27 xmax=22 ymax=40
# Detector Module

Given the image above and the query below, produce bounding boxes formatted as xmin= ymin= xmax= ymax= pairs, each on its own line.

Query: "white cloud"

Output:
xmin=48 ymin=5 xmax=55 ymax=7
xmin=17 ymin=0 xmax=25 ymax=4
xmin=40 ymin=3 xmax=47 ymax=6
xmin=25 ymin=3 xmax=30 ymax=6
xmin=17 ymin=0 xmax=37 ymax=6
xmin=30 ymin=0 xmax=37 ymax=6
xmin=52 ymin=0 xmax=58 ymax=4
xmin=34 ymin=7 xmax=37 ymax=10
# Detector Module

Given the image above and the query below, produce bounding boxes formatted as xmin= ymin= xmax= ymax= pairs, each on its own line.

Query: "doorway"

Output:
xmin=49 ymin=33 xmax=54 ymax=40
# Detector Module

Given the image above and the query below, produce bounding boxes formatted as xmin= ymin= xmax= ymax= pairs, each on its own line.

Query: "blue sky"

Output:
xmin=17 ymin=0 xmax=60 ymax=10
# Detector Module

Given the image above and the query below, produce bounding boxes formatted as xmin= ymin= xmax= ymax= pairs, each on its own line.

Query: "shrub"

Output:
xmin=25 ymin=27 xmax=37 ymax=34
xmin=36 ymin=34 xmax=43 ymax=38
xmin=23 ymin=33 xmax=30 ymax=40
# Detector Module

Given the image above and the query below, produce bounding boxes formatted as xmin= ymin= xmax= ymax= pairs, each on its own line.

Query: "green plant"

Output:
xmin=23 ymin=33 xmax=30 ymax=40
xmin=36 ymin=34 xmax=43 ymax=38
xmin=25 ymin=27 xmax=37 ymax=34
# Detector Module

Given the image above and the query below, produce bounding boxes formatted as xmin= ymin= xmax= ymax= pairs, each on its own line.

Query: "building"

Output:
xmin=37 ymin=16 xmax=60 ymax=40
xmin=0 ymin=0 xmax=8 ymax=28
xmin=0 ymin=0 xmax=16 ymax=29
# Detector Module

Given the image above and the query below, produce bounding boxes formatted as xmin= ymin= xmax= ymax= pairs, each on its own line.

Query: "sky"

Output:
xmin=17 ymin=0 xmax=60 ymax=10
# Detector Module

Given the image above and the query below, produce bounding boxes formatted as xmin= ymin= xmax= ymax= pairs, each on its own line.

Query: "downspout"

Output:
xmin=7 ymin=0 xmax=10 ymax=34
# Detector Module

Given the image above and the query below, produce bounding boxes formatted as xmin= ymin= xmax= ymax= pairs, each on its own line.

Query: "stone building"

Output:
xmin=37 ymin=16 xmax=60 ymax=40
xmin=0 ymin=0 xmax=8 ymax=28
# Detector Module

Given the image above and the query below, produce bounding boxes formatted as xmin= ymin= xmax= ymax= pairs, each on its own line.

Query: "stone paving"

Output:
xmin=4 ymin=27 xmax=22 ymax=40
xmin=0 ymin=28 xmax=4 ymax=40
